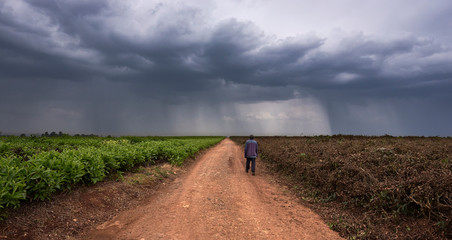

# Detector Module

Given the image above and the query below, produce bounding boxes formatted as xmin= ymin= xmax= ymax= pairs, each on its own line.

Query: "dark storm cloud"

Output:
xmin=0 ymin=3 xmax=104 ymax=81
xmin=1 ymin=0 xmax=452 ymax=135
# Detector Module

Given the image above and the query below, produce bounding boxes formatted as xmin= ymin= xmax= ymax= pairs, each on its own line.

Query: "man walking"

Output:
xmin=245 ymin=135 xmax=258 ymax=175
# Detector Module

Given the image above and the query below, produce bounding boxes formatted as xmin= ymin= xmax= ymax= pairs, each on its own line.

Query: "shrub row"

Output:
xmin=0 ymin=137 xmax=223 ymax=214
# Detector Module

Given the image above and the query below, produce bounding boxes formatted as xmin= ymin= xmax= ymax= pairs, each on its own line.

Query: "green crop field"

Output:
xmin=0 ymin=135 xmax=224 ymax=215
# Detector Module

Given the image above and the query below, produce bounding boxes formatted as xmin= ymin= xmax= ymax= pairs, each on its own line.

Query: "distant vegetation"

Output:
xmin=0 ymin=131 xmax=103 ymax=137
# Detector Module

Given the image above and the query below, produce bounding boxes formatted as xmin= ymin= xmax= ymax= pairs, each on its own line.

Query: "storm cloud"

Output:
xmin=1 ymin=0 xmax=451 ymax=136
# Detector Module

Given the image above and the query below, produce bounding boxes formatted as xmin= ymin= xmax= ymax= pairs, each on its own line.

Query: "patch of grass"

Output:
xmin=111 ymin=171 xmax=124 ymax=181
xmin=125 ymin=173 xmax=151 ymax=185
xmin=154 ymin=166 xmax=169 ymax=179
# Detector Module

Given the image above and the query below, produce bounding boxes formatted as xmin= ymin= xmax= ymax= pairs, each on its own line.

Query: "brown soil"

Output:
xmin=0 ymin=139 xmax=343 ymax=240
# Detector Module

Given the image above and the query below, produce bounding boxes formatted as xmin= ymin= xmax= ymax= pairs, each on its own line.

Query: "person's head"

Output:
xmin=249 ymin=134 xmax=254 ymax=139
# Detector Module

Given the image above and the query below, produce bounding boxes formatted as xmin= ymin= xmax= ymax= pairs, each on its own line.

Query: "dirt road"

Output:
xmin=85 ymin=138 xmax=343 ymax=240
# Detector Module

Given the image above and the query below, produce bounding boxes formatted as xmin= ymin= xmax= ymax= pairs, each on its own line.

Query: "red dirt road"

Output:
xmin=85 ymin=138 xmax=343 ymax=240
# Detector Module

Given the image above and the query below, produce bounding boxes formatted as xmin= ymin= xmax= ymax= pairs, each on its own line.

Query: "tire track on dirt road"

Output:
xmin=85 ymin=138 xmax=343 ymax=240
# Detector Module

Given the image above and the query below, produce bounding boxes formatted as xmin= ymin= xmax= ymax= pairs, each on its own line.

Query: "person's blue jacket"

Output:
xmin=245 ymin=139 xmax=258 ymax=158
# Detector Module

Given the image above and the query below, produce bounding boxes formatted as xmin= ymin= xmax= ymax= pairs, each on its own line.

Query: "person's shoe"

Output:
xmin=252 ymin=172 xmax=255 ymax=176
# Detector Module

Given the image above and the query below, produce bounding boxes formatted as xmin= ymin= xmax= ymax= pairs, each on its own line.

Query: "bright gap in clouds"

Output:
xmin=209 ymin=0 xmax=452 ymax=42
xmin=225 ymin=98 xmax=331 ymax=136
xmin=122 ymin=98 xmax=331 ymax=136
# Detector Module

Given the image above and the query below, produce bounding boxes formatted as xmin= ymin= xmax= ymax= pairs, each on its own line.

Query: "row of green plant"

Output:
xmin=0 ymin=136 xmax=224 ymax=216
xmin=0 ymin=136 xmax=214 ymax=158
xmin=0 ymin=136 xmax=105 ymax=158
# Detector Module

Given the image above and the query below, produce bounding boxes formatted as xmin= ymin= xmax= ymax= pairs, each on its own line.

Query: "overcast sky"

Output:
xmin=1 ymin=0 xmax=451 ymax=136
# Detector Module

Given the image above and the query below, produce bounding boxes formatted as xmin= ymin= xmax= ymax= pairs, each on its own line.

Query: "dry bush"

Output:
xmin=231 ymin=136 xmax=452 ymax=239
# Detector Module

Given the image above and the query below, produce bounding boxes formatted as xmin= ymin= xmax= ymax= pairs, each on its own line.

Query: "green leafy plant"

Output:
xmin=0 ymin=136 xmax=224 ymax=213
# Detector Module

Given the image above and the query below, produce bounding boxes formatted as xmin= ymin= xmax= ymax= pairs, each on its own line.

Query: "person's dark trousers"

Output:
xmin=246 ymin=158 xmax=256 ymax=173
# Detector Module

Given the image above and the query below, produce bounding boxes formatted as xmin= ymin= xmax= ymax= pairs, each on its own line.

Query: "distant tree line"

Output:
xmin=41 ymin=131 xmax=67 ymax=137
xmin=40 ymin=132 xmax=101 ymax=137
xmin=0 ymin=131 xmax=102 ymax=137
